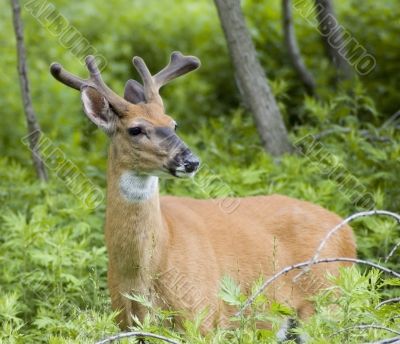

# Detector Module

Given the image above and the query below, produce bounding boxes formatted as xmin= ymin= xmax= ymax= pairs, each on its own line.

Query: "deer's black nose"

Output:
xmin=183 ymin=157 xmax=200 ymax=173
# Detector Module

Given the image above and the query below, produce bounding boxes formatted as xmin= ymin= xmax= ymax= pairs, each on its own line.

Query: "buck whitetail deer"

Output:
xmin=50 ymin=52 xmax=356 ymax=339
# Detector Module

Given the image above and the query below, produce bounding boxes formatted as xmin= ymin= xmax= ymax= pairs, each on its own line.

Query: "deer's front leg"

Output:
xmin=108 ymin=270 xmax=149 ymax=330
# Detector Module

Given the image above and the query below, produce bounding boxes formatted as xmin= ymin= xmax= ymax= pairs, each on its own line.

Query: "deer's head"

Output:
xmin=50 ymin=52 xmax=200 ymax=178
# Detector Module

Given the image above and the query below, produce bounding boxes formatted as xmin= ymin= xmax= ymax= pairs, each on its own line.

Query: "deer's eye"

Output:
xmin=128 ymin=127 xmax=143 ymax=136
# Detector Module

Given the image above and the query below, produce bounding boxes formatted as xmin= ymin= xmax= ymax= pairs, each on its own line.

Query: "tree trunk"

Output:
xmin=10 ymin=0 xmax=48 ymax=181
xmin=214 ymin=0 xmax=292 ymax=156
xmin=314 ymin=0 xmax=353 ymax=79
xmin=282 ymin=0 xmax=316 ymax=95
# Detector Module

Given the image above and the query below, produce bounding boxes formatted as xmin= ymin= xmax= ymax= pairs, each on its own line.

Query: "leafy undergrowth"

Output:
xmin=1 ymin=102 xmax=399 ymax=342
xmin=121 ymin=270 xmax=400 ymax=344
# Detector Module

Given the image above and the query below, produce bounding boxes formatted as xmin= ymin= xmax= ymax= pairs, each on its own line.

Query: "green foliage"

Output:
xmin=301 ymin=268 xmax=400 ymax=343
xmin=1 ymin=0 xmax=400 ymax=342
xmin=0 ymin=159 xmax=118 ymax=343
xmin=114 ymin=268 xmax=400 ymax=343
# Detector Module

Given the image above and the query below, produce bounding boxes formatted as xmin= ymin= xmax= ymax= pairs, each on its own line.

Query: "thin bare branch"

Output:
xmin=95 ymin=331 xmax=181 ymax=344
xmin=314 ymin=0 xmax=353 ymax=79
xmin=365 ymin=336 xmax=400 ymax=344
xmin=330 ymin=324 xmax=400 ymax=337
xmin=385 ymin=241 xmax=400 ymax=263
xmin=236 ymin=257 xmax=400 ymax=316
xmin=10 ymin=0 xmax=48 ymax=181
xmin=295 ymin=210 xmax=400 ymax=280
xmin=375 ymin=297 xmax=400 ymax=309
xmin=382 ymin=110 xmax=400 ymax=129
xmin=364 ymin=336 xmax=400 ymax=344
xmin=282 ymin=0 xmax=316 ymax=95
xmin=314 ymin=127 xmax=391 ymax=142
xmin=314 ymin=111 xmax=400 ymax=141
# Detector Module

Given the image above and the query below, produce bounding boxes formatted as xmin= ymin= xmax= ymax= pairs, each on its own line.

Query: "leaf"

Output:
xmin=218 ymin=275 xmax=242 ymax=306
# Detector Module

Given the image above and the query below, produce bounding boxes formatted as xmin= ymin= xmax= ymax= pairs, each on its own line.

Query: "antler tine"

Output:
xmin=84 ymin=55 xmax=130 ymax=114
xmin=132 ymin=56 xmax=162 ymax=106
xmin=50 ymin=62 xmax=86 ymax=90
xmin=153 ymin=52 xmax=201 ymax=89
xmin=131 ymin=52 xmax=201 ymax=108
xmin=50 ymin=56 xmax=131 ymax=115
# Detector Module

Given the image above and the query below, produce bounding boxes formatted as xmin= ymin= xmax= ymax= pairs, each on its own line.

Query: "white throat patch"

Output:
xmin=119 ymin=171 xmax=158 ymax=202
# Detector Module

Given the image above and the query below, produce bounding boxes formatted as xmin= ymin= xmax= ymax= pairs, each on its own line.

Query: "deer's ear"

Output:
xmin=124 ymin=79 xmax=146 ymax=104
xmin=81 ymin=86 xmax=116 ymax=135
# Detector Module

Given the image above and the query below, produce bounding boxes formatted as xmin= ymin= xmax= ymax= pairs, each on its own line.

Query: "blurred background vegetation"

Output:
xmin=1 ymin=0 xmax=399 ymax=342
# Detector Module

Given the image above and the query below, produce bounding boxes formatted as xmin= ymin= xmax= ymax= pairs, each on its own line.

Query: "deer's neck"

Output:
xmin=119 ymin=171 xmax=158 ymax=202
xmin=105 ymin=148 xmax=167 ymax=278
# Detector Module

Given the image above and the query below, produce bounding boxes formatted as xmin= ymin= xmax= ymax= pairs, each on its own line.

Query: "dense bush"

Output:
xmin=1 ymin=0 xmax=399 ymax=342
